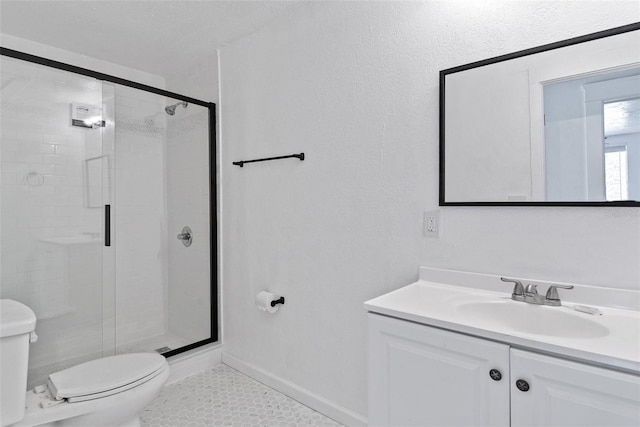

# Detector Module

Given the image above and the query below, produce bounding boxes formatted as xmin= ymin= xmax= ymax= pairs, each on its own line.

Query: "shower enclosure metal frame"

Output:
xmin=0 ymin=46 xmax=218 ymax=358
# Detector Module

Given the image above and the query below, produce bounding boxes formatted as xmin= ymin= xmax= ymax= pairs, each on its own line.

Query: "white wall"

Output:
xmin=445 ymin=59 xmax=533 ymax=202
xmin=220 ymin=1 xmax=640 ymax=422
xmin=166 ymin=53 xmax=219 ymax=102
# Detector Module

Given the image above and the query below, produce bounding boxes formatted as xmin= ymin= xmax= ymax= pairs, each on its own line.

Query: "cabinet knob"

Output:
xmin=516 ymin=379 xmax=530 ymax=392
xmin=489 ymin=369 xmax=502 ymax=381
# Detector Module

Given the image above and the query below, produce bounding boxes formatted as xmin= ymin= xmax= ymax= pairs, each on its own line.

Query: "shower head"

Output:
xmin=165 ymin=101 xmax=188 ymax=115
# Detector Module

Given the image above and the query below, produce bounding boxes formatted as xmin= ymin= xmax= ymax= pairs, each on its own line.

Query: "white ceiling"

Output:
xmin=605 ymin=98 xmax=640 ymax=137
xmin=0 ymin=1 xmax=303 ymax=78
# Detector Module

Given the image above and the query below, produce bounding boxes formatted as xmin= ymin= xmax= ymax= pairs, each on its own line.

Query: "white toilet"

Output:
xmin=1 ymin=299 xmax=170 ymax=427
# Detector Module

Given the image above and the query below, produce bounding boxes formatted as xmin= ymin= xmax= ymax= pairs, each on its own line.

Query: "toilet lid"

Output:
xmin=47 ymin=353 xmax=167 ymax=402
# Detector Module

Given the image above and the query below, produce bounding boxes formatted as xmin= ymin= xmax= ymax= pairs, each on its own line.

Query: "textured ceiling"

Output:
xmin=605 ymin=98 xmax=640 ymax=137
xmin=0 ymin=1 xmax=302 ymax=78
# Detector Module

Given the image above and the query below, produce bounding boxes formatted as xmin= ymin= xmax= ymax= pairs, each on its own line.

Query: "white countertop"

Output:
xmin=365 ymin=279 xmax=640 ymax=374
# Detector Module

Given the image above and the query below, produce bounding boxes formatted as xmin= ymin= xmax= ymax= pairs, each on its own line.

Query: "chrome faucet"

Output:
xmin=544 ymin=284 xmax=574 ymax=306
xmin=500 ymin=277 xmax=524 ymax=302
xmin=501 ymin=277 xmax=574 ymax=306
xmin=524 ymin=284 xmax=545 ymax=305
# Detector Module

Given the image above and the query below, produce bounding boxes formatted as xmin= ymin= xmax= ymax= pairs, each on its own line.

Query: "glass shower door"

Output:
xmin=1 ymin=49 xmax=216 ymax=389
xmin=109 ymin=83 xmax=212 ymax=356
xmin=0 ymin=55 xmax=112 ymax=388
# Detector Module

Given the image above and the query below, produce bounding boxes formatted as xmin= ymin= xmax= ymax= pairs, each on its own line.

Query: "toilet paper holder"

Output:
xmin=270 ymin=296 xmax=285 ymax=307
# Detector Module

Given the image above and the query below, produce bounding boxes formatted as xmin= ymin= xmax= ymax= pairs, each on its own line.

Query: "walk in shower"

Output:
xmin=0 ymin=49 xmax=217 ymax=388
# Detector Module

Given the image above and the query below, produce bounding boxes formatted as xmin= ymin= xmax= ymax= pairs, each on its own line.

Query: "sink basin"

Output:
xmin=456 ymin=300 xmax=609 ymax=338
xmin=365 ymin=278 xmax=640 ymax=373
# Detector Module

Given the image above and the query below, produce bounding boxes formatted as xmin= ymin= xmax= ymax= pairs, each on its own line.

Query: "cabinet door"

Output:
xmin=511 ymin=349 xmax=640 ymax=427
xmin=368 ymin=313 xmax=510 ymax=426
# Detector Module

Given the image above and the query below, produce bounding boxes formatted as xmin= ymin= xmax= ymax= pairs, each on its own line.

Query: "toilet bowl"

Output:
xmin=1 ymin=300 xmax=170 ymax=427
xmin=15 ymin=353 xmax=169 ymax=427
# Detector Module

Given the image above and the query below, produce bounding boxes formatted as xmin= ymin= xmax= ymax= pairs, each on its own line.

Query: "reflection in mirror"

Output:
xmin=543 ymin=67 xmax=640 ymax=202
xmin=441 ymin=23 xmax=640 ymax=206
xmin=605 ymin=98 xmax=638 ymax=201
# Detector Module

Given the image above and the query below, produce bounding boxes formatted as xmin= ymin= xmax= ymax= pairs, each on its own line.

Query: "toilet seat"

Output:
xmin=47 ymin=353 xmax=167 ymax=403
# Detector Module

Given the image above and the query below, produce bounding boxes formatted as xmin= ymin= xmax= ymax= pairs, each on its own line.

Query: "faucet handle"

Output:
xmin=545 ymin=284 xmax=574 ymax=305
xmin=501 ymin=277 xmax=525 ymax=301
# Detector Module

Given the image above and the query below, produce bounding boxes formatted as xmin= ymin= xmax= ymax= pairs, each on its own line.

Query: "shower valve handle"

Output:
xmin=177 ymin=226 xmax=193 ymax=247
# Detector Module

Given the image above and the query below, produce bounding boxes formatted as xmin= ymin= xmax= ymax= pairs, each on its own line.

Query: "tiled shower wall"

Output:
xmin=0 ymin=59 xmax=104 ymax=366
xmin=112 ymin=85 xmax=168 ymax=349
xmin=0 ymin=58 xmax=169 ymax=367
xmin=165 ymin=53 xmax=217 ymax=345
xmin=166 ymin=104 xmax=211 ymax=344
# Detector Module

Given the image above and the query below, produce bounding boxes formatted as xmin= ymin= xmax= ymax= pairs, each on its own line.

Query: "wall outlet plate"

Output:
xmin=424 ymin=210 xmax=440 ymax=237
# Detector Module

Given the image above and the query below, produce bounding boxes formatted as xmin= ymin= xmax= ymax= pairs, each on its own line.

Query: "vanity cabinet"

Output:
xmin=369 ymin=313 xmax=640 ymax=427
xmin=368 ymin=313 xmax=510 ymax=426
xmin=511 ymin=349 xmax=640 ymax=426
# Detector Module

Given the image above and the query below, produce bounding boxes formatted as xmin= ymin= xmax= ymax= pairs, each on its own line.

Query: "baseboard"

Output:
xmin=166 ymin=344 xmax=222 ymax=385
xmin=222 ymin=352 xmax=367 ymax=427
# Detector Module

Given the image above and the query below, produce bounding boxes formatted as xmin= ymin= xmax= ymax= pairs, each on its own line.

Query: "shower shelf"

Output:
xmin=37 ymin=306 xmax=75 ymax=321
xmin=40 ymin=236 xmax=101 ymax=245
xmin=233 ymin=152 xmax=305 ymax=167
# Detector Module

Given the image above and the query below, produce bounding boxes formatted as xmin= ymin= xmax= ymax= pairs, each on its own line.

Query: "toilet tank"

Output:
xmin=1 ymin=300 xmax=37 ymax=427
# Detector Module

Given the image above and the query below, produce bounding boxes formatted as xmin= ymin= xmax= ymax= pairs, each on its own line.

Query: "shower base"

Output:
xmin=115 ymin=332 xmax=189 ymax=355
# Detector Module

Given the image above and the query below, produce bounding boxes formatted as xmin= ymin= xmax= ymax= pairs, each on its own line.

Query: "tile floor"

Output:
xmin=141 ymin=364 xmax=343 ymax=427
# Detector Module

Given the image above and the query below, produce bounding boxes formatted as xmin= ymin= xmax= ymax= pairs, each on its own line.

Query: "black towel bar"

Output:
xmin=233 ymin=153 xmax=304 ymax=167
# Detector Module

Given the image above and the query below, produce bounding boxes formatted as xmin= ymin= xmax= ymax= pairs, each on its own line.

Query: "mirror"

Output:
xmin=440 ymin=23 xmax=640 ymax=206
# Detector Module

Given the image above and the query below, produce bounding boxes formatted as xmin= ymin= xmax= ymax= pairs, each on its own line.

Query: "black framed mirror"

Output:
xmin=440 ymin=22 xmax=640 ymax=206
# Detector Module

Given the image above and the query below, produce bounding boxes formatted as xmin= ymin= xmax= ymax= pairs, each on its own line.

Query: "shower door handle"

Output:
xmin=105 ymin=204 xmax=111 ymax=247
